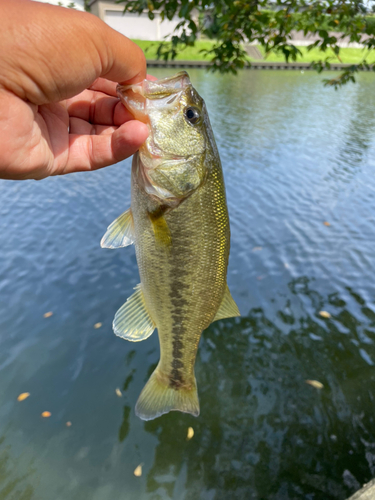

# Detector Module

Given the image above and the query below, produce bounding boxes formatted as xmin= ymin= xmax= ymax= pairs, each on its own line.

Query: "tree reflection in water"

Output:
xmin=0 ymin=435 xmax=34 ymax=500
xmin=119 ymin=277 xmax=375 ymax=500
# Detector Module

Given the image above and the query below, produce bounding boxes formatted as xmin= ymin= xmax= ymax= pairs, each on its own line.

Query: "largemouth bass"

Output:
xmin=101 ymin=71 xmax=239 ymax=421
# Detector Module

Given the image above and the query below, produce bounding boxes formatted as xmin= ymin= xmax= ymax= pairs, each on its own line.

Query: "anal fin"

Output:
xmin=101 ymin=208 xmax=135 ymax=249
xmin=213 ymin=285 xmax=240 ymax=322
xmin=113 ymin=284 xmax=155 ymax=341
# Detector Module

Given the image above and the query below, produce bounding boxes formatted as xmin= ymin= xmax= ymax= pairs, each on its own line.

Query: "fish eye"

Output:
xmin=184 ymin=106 xmax=200 ymax=125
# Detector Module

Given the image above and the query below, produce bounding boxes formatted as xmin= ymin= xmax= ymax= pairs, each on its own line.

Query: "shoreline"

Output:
xmin=147 ymin=59 xmax=374 ymax=71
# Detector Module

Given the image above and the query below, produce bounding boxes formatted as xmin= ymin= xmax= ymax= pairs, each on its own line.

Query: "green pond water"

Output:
xmin=1 ymin=68 xmax=375 ymax=500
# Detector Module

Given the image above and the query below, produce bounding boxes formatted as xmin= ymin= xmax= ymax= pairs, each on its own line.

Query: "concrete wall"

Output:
xmin=32 ymin=0 xmax=85 ymax=11
xmin=89 ymin=0 xmax=180 ymax=40
xmin=106 ymin=11 xmax=160 ymax=40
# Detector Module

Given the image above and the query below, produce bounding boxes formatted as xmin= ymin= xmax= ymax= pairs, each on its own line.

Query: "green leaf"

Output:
xmin=116 ymin=0 xmax=375 ymax=86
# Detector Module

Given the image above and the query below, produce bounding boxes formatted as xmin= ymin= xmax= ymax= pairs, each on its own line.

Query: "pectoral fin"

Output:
xmin=101 ymin=208 xmax=135 ymax=249
xmin=213 ymin=285 xmax=240 ymax=322
xmin=113 ymin=284 xmax=155 ymax=341
xmin=148 ymin=208 xmax=172 ymax=247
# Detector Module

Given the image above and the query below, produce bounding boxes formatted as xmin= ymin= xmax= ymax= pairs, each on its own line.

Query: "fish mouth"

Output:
xmin=116 ymin=71 xmax=192 ymax=123
xmin=117 ymin=71 xmax=191 ymax=100
xmin=117 ymin=71 xmax=194 ymax=168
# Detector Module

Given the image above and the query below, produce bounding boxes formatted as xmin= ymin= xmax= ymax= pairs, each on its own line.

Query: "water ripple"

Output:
xmin=0 ymin=69 xmax=375 ymax=499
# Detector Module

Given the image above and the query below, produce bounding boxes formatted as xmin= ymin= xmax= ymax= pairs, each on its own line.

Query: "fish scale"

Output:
xmin=101 ymin=72 xmax=239 ymax=420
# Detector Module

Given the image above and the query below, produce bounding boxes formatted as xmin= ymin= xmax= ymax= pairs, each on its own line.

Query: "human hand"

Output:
xmin=0 ymin=0 xmax=149 ymax=180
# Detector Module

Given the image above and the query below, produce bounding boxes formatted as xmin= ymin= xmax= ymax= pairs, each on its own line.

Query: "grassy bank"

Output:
xmin=132 ymin=39 xmax=216 ymax=61
xmin=261 ymin=45 xmax=375 ymax=64
xmin=133 ymin=39 xmax=375 ymax=65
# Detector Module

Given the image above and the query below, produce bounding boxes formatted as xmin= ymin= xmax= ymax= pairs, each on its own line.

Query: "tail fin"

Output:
xmin=135 ymin=366 xmax=200 ymax=421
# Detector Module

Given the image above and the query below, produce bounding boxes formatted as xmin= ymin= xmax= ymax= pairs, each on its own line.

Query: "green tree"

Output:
xmin=118 ymin=0 xmax=375 ymax=87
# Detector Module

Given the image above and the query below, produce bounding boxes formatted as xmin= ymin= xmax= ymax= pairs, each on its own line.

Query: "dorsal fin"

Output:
xmin=101 ymin=208 xmax=135 ymax=249
xmin=213 ymin=285 xmax=240 ymax=322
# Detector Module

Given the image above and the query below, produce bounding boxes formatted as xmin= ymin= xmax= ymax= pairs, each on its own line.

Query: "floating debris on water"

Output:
xmin=306 ymin=380 xmax=324 ymax=389
xmin=41 ymin=411 xmax=51 ymax=418
xmin=43 ymin=312 xmax=53 ymax=318
xmin=252 ymin=246 xmax=262 ymax=252
xmin=17 ymin=392 xmax=30 ymax=401
xmin=66 ymin=421 xmax=72 ymax=427
xmin=134 ymin=464 xmax=143 ymax=477
xmin=319 ymin=310 xmax=331 ymax=318
xmin=115 ymin=388 xmax=122 ymax=397
xmin=323 ymin=221 xmax=331 ymax=226
xmin=94 ymin=322 xmax=102 ymax=329
xmin=187 ymin=427 xmax=194 ymax=440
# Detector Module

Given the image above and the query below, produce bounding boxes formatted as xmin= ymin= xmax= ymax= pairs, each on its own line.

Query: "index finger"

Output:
xmin=89 ymin=78 xmax=118 ymax=97
xmin=65 ymin=88 xmax=133 ymax=125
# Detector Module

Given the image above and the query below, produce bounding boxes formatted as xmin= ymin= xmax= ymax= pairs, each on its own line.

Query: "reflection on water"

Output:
xmin=1 ymin=69 xmax=375 ymax=499
xmin=0 ymin=434 xmax=34 ymax=500
xmin=333 ymin=81 xmax=375 ymax=184
xmin=119 ymin=278 xmax=375 ymax=500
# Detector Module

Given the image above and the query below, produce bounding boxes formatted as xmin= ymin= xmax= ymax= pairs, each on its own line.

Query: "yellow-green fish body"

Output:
xmin=101 ymin=72 xmax=239 ymax=420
